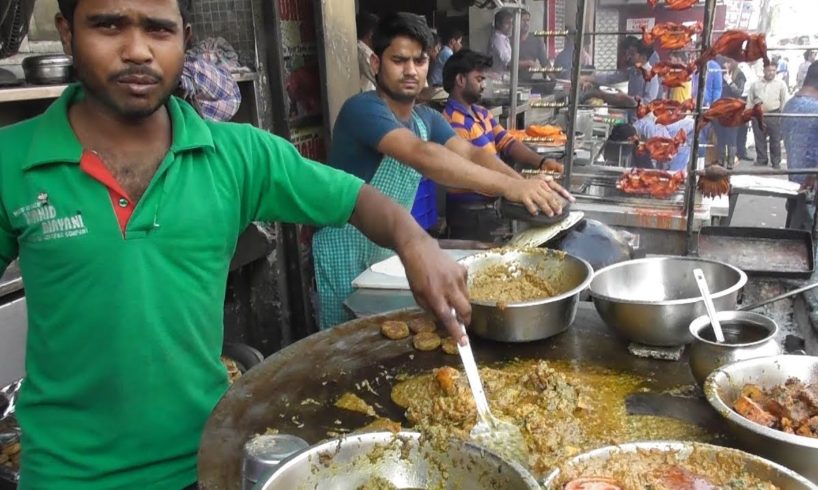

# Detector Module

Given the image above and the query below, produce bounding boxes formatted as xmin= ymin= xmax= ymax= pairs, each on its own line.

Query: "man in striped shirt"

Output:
xmin=442 ymin=49 xmax=563 ymax=241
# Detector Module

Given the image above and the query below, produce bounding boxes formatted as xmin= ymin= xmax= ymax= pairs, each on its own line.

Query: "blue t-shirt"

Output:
xmin=782 ymin=95 xmax=818 ymax=184
xmin=329 ymin=91 xmax=457 ymax=182
xmin=429 ymin=46 xmax=453 ymax=87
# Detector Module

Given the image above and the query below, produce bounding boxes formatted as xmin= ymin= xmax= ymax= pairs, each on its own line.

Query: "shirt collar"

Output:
xmin=446 ymin=98 xmax=479 ymax=120
xmin=24 ymin=83 xmax=215 ymax=170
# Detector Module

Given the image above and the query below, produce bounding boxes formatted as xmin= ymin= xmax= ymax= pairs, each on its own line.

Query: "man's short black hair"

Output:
xmin=442 ymin=48 xmax=492 ymax=93
xmin=494 ymin=9 xmax=513 ymax=29
xmin=356 ymin=12 xmax=379 ymax=41
xmin=805 ymin=49 xmax=815 ymax=61
xmin=441 ymin=28 xmax=464 ymax=46
xmin=58 ymin=0 xmax=192 ymax=26
xmin=372 ymin=12 xmax=434 ymax=58
xmin=634 ymin=42 xmax=654 ymax=60
xmin=804 ymin=61 xmax=818 ymax=88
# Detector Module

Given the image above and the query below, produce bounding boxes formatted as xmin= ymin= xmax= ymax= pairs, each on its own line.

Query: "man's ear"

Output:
xmin=184 ymin=24 xmax=193 ymax=49
xmin=370 ymin=53 xmax=380 ymax=75
xmin=55 ymin=13 xmax=73 ymax=56
xmin=456 ymin=73 xmax=466 ymax=89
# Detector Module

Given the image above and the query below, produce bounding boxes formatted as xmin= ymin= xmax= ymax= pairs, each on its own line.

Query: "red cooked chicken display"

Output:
xmin=636 ymin=98 xmax=696 ymax=125
xmin=698 ymin=98 xmax=765 ymax=131
xmin=637 ymin=62 xmax=698 ymax=88
xmin=617 ymin=168 xmax=685 ymax=199
xmin=633 ymin=130 xmax=687 ymax=163
xmin=698 ymin=30 xmax=769 ymax=67
xmin=648 ymin=0 xmax=699 ymax=10
xmin=697 ymin=164 xmax=731 ymax=198
xmin=642 ymin=22 xmax=703 ymax=49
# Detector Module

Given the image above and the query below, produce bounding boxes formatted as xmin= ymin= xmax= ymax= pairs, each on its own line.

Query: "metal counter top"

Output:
xmin=198 ymin=303 xmax=729 ymax=489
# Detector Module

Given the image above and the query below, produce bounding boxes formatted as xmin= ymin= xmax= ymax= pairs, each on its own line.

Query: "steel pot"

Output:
xmin=458 ymin=248 xmax=593 ymax=342
xmin=705 ymin=355 xmax=818 ymax=484
xmin=688 ymin=311 xmax=781 ymax=387
xmin=541 ymin=441 xmax=816 ymax=489
xmin=254 ymin=431 xmax=540 ymax=490
xmin=589 ymin=256 xmax=747 ymax=346
xmin=22 ymin=54 xmax=73 ymax=85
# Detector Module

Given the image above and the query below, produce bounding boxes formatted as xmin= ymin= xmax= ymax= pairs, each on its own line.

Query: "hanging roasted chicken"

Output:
xmin=697 ymin=164 xmax=731 ymax=198
xmin=642 ymin=22 xmax=703 ymax=49
xmin=647 ymin=0 xmax=700 ymax=10
xmin=617 ymin=168 xmax=686 ymax=199
xmin=697 ymin=98 xmax=765 ymax=131
xmin=698 ymin=30 xmax=769 ymax=67
xmin=636 ymin=98 xmax=696 ymax=125
xmin=637 ymin=62 xmax=698 ymax=88
xmin=633 ymin=129 xmax=687 ymax=163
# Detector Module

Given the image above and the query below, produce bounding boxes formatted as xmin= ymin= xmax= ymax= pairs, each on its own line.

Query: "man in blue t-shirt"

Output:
xmin=313 ymin=12 xmax=573 ymax=329
xmin=428 ymin=28 xmax=463 ymax=87
xmin=783 ymin=61 xmax=818 ymax=229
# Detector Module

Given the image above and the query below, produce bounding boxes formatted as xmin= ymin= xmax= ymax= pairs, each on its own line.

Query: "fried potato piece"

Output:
xmin=413 ymin=331 xmax=442 ymax=351
xmin=334 ymin=392 xmax=377 ymax=417
xmin=407 ymin=317 xmax=436 ymax=334
xmin=380 ymin=320 xmax=410 ymax=340
xmin=734 ymin=395 xmax=777 ymax=428
xmin=441 ymin=336 xmax=458 ymax=355
xmin=435 ymin=366 xmax=461 ymax=396
xmin=357 ymin=417 xmax=402 ymax=434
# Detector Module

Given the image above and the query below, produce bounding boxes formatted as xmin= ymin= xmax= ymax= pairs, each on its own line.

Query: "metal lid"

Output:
xmin=22 ymin=54 xmax=72 ymax=68
xmin=242 ymin=434 xmax=309 ymax=484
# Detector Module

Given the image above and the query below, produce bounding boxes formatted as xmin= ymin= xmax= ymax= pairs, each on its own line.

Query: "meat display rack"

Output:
xmin=572 ymin=171 xmax=688 ymax=211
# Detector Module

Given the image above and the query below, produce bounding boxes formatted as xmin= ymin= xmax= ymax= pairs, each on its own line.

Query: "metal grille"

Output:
xmin=190 ymin=0 xmax=256 ymax=68
xmin=594 ymin=8 xmax=619 ymax=71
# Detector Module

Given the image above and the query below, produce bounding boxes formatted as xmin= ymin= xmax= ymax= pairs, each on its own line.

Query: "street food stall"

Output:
xmin=196 ymin=0 xmax=818 ymax=488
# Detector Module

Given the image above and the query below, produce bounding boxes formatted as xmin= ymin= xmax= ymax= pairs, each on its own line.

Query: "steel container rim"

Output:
xmin=704 ymin=355 xmax=818 ymax=450
xmin=589 ymin=256 xmax=748 ymax=306
xmin=458 ymin=249 xmax=594 ymax=308
xmin=257 ymin=430 xmax=541 ymax=489
xmin=689 ymin=311 xmax=779 ymax=348
xmin=541 ymin=440 xmax=817 ymax=488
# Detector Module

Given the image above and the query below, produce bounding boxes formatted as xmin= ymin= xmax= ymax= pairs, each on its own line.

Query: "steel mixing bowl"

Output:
xmin=458 ymin=248 xmax=593 ymax=342
xmin=589 ymin=256 xmax=747 ymax=346
xmin=705 ymin=355 xmax=818 ymax=484
xmin=254 ymin=431 xmax=540 ymax=489
xmin=541 ymin=441 xmax=816 ymax=489
xmin=688 ymin=311 xmax=781 ymax=387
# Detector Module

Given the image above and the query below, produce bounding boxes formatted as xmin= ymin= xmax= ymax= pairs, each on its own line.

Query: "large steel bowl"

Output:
xmin=541 ymin=441 xmax=816 ymax=489
xmin=458 ymin=248 xmax=593 ymax=342
xmin=255 ymin=431 xmax=540 ymax=489
xmin=589 ymin=256 xmax=747 ymax=346
xmin=705 ymin=355 xmax=818 ymax=483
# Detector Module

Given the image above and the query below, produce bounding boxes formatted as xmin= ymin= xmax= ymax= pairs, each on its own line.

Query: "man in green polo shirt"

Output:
xmin=0 ymin=0 xmax=472 ymax=488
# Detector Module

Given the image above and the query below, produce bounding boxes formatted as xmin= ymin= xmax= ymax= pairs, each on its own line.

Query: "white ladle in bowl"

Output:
xmin=693 ymin=268 xmax=726 ymax=343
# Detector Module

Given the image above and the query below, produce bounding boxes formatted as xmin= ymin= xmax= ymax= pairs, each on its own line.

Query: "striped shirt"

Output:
xmin=443 ymin=98 xmax=516 ymax=202
xmin=444 ymin=99 xmax=516 ymax=156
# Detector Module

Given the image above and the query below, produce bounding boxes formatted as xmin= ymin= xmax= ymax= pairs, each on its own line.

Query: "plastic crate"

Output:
xmin=410 ymin=178 xmax=437 ymax=230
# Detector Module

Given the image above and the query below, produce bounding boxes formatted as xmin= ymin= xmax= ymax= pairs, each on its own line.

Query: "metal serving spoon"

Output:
xmin=452 ymin=309 xmax=529 ymax=466
xmin=693 ymin=268 xmax=726 ymax=343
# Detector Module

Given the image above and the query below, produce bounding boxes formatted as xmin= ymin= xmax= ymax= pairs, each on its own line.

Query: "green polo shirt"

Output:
xmin=0 ymin=84 xmax=364 ymax=489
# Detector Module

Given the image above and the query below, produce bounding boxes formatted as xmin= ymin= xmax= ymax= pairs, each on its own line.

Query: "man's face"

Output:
xmin=625 ymin=46 xmax=638 ymax=66
xmin=56 ymin=0 xmax=190 ymax=120
xmin=764 ymin=64 xmax=777 ymax=81
xmin=450 ymin=37 xmax=463 ymax=53
xmin=724 ymin=60 xmax=735 ymax=72
xmin=810 ymin=52 xmax=817 ymax=62
xmin=373 ymin=36 xmax=429 ymax=103
xmin=460 ymin=69 xmax=486 ymax=105
xmin=521 ymin=14 xmax=531 ymax=36
xmin=497 ymin=16 xmax=513 ymax=36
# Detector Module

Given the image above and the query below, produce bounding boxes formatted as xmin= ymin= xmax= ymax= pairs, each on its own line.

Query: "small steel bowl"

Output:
xmin=254 ymin=431 xmax=540 ymax=489
xmin=589 ymin=256 xmax=747 ymax=346
xmin=705 ymin=355 xmax=818 ymax=484
xmin=458 ymin=248 xmax=593 ymax=342
xmin=688 ymin=310 xmax=781 ymax=387
xmin=22 ymin=54 xmax=73 ymax=85
xmin=541 ymin=441 xmax=816 ymax=489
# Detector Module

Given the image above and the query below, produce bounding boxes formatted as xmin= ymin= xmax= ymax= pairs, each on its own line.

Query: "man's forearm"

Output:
xmin=349 ymin=185 xmax=428 ymax=252
xmin=507 ymin=140 xmax=542 ymax=168
xmin=467 ymin=145 xmax=522 ymax=179
xmin=414 ymin=142 xmax=517 ymax=196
